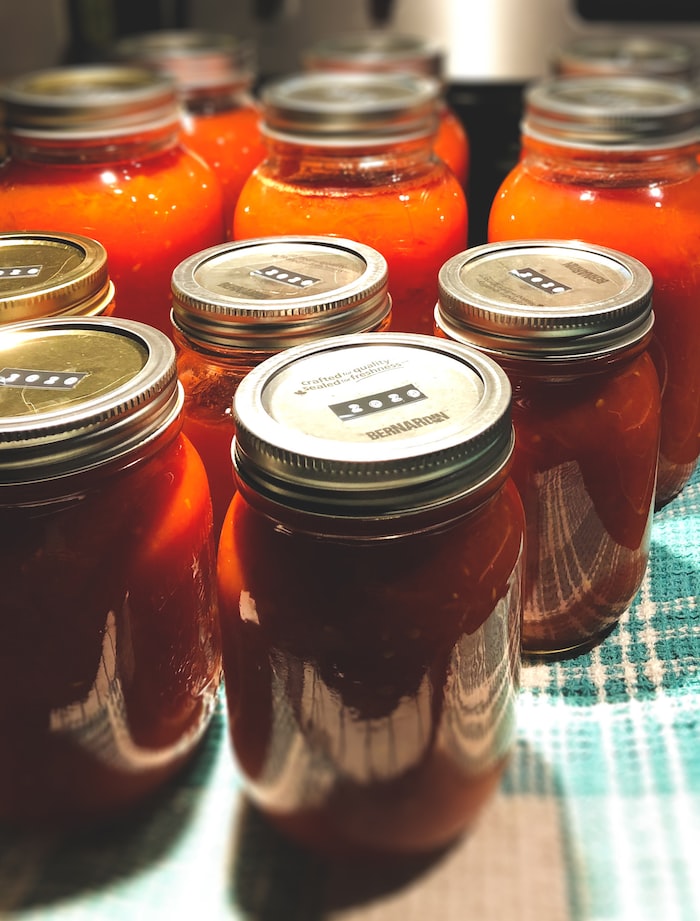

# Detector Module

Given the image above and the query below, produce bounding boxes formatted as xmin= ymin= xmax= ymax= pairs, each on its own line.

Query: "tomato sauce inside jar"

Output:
xmin=171 ymin=234 xmax=392 ymax=538
xmin=232 ymin=71 xmax=468 ymax=337
xmin=217 ymin=332 xmax=524 ymax=857
xmin=0 ymin=317 xmax=221 ymax=826
xmin=435 ymin=240 xmax=661 ymax=656
xmin=487 ymin=76 xmax=700 ymax=507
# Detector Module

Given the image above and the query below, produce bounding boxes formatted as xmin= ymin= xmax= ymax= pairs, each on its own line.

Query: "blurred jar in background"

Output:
xmin=218 ymin=332 xmax=524 ymax=856
xmin=233 ymin=71 xmax=467 ymax=337
xmin=0 ymin=230 xmax=116 ymax=323
xmin=551 ymin=34 xmax=698 ymax=82
xmin=0 ymin=64 xmax=226 ymax=338
xmin=0 ymin=317 xmax=221 ymax=826
xmin=171 ymin=234 xmax=392 ymax=537
xmin=435 ymin=240 xmax=661 ymax=656
xmin=113 ymin=29 xmax=266 ymax=236
xmin=488 ymin=75 xmax=700 ymax=508
xmin=302 ymin=30 xmax=470 ymax=187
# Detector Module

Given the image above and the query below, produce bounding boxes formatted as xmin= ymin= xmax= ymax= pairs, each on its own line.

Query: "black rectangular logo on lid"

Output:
xmin=510 ymin=267 xmax=571 ymax=295
xmin=0 ymin=367 xmax=88 ymax=390
xmin=251 ymin=265 xmax=320 ymax=288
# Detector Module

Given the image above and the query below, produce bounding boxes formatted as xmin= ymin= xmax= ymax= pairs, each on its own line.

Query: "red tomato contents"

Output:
xmin=487 ymin=76 xmax=700 ymax=507
xmin=0 ymin=319 xmax=221 ymax=825
xmin=0 ymin=65 xmax=226 ymax=339
xmin=233 ymin=72 xmax=468 ymax=336
xmin=217 ymin=333 xmax=524 ymax=856
xmin=436 ymin=241 xmax=661 ymax=655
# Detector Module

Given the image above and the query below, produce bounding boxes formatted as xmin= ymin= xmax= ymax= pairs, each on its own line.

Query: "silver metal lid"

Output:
xmin=303 ymin=31 xmax=444 ymax=78
xmin=171 ymin=235 xmax=391 ymax=350
xmin=552 ymin=35 xmax=698 ymax=81
xmin=1 ymin=64 xmax=180 ymax=139
xmin=113 ymin=29 xmax=256 ymax=93
xmin=0 ymin=231 xmax=113 ymax=323
xmin=436 ymin=240 xmax=654 ymax=359
xmin=232 ymin=332 xmax=513 ymax=515
xmin=523 ymin=75 xmax=700 ymax=149
xmin=259 ymin=71 xmax=440 ymax=144
xmin=0 ymin=317 xmax=182 ymax=483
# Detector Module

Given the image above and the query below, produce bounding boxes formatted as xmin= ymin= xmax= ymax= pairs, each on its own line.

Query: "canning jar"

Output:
xmin=0 ymin=317 xmax=221 ymax=825
xmin=113 ymin=29 xmax=265 ymax=235
xmin=0 ymin=64 xmax=226 ymax=339
xmin=172 ymin=234 xmax=392 ymax=537
xmin=302 ymin=30 xmax=470 ymax=186
xmin=435 ymin=240 xmax=661 ymax=656
xmin=487 ymin=75 xmax=700 ymax=508
xmin=551 ymin=34 xmax=698 ymax=82
xmin=232 ymin=71 xmax=468 ymax=337
xmin=218 ymin=332 xmax=524 ymax=856
xmin=0 ymin=230 xmax=115 ymax=324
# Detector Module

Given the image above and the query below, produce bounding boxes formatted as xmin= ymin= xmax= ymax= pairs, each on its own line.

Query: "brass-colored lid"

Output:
xmin=0 ymin=317 xmax=181 ymax=482
xmin=171 ymin=235 xmax=390 ymax=349
xmin=0 ymin=231 xmax=113 ymax=323
xmin=232 ymin=332 xmax=513 ymax=515
xmin=552 ymin=35 xmax=697 ymax=82
xmin=303 ymin=31 xmax=443 ymax=78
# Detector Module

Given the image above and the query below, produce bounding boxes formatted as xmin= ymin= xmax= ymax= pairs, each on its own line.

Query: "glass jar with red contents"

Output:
xmin=302 ymin=30 xmax=470 ymax=187
xmin=0 ymin=64 xmax=226 ymax=339
xmin=0 ymin=317 xmax=221 ymax=826
xmin=435 ymin=240 xmax=661 ymax=656
xmin=487 ymin=76 xmax=700 ymax=508
xmin=0 ymin=230 xmax=116 ymax=324
xmin=232 ymin=71 xmax=468 ymax=337
xmin=113 ymin=30 xmax=266 ymax=236
xmin=171 ymin=234 xmax=392 ymax=538
xmin=218 ymin=332 xmax=524 ymax=857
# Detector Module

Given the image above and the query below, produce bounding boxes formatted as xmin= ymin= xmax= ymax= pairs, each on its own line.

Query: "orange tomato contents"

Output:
xmin=504 ymin=351 xmax=661 ymax=653
xmin=233 ymin=148 xmax=467 ymax=337
xmin=436 ymin=104 xmax=470 ymax=186
xmin=217 ymin=479 xmax=524 ymax=857
xmin=488 ymin=146 xmax=700 ymax=506
xmin=0 ymin=140 xmax=225 ymax=338
xmin=0 ymin=431 xmax=221 ymax=825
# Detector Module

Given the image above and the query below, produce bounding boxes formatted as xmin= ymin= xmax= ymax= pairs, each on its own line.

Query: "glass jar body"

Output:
xmin=233 ymin=138 xmax=467 ymax=336
xmin=217 ymin=476 xmax=524 ymax=857
xmin=183 ymin=91 xmax=265 ymax=238
xmin=488 ymin=139 xmax=700 ymax=507
xmin=0 ymin=128 xmax=226 ymax=338
xmin=436 ymin=102 xmax=470 ymax=186
xmin=0 ymin=425 xmax=222 ymax=826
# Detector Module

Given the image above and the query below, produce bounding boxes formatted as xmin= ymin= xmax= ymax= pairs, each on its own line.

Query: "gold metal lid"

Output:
xmin=303 ymin=31 xmax=444 ymax=78
xmin=171 ymin=235 xmax=391 ymax=350
xmin=0 ymin=317 xmax=181 ymax=482
xmin=552 ymin=35 xmax=698 ymax=82
xmin=232 ymin=332 xmax=513 ymax=515
xmin=523 ymin=75 xmax=700 ymax=149
xmin=436 ymin=240 xmax=654 ymax=359
xmin=259 ymin=71 xmax=440 ymax=144
xmin=0 ymin=231 xmax=113 ymax=323
xmin=113 ymin=29 xmax=256 ymax=93
xmin=1 ymin=64 xmax=180 ymax=139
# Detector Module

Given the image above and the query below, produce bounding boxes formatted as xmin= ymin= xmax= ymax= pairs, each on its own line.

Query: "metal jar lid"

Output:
xmin=522 ymin=75 xmax=700 ymax=149
xmin=0 ymin=317 xmax=182 ymax=483
xmin=259 ymin=71 xmax=440 ymax=144
xmin=0 ymin=64 xmax=181 ymax=139
xmin=303 ymin=31 xmax=444 ymax=78
xmin=171 ymin=235 xmax=391 ymax=350
xmin=0 ymin=231 xmax=114 ymax=323
xmin=552 ymin=35 xmax=698 ymax=82
xmin=436 ymin=240 xmax=654 ymax=360
xmin=232 ymin=332 xmax=513 ymax=515
xmin=113 ymin=29 xmax=256 ymax=94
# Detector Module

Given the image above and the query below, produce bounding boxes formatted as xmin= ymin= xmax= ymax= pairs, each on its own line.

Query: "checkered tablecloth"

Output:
xmin=0 ymin=467 xmax=697 ymax=921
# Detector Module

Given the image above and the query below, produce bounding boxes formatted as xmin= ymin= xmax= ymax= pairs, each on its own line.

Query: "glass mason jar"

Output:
xmin=551 ymin=34 xmax=698 ymax=82
xmin=435 ymin=240 xmax=661 ymax=656
xmin=302 ymin=30 xmax=470 ymax=186
xmin=232 ymin=71 xmax=468 ymax=337
xmin=171 ymin=234 xmax=392 ymax=538
xmin=218 ymin=332 xmax=525 ymax=857
xmin=0 ymin=230 xmax=116 ymax=323
xmin=487 ymin=75 xmax=700 ymax=508
xmin=113 ymin=29 xmax=266 ymax=236
xmin=0 ymin=317 xmax=221 ymax=825
xmin=0 ymin=64 xmax=226 ymax=339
